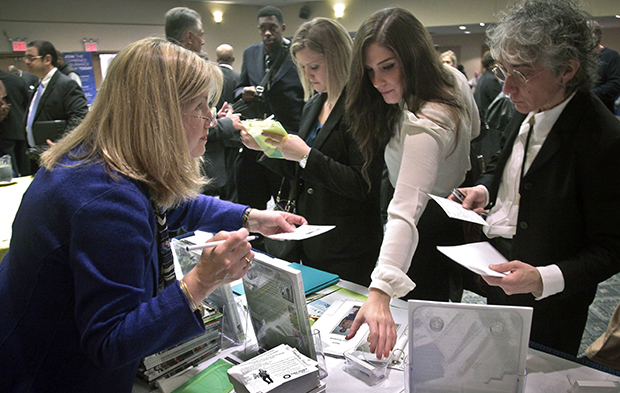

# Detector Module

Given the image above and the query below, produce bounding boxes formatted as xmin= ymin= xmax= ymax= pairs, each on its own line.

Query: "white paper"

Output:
xmin=437 ymin=241 xmax=509 ymax=277
xmin=429 ymin=194 xmax=488 ymax=226
xmin=227 ymin=344 xmax=318 ymax=393
xmin=267 ymin=225 xmax=335 ymax=241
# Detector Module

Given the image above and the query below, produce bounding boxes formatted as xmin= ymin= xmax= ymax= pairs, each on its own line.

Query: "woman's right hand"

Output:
xmin=182 ymin=228 xmax=254 ymax=302
xmin=240 ymin=128 xmax=261 ymax=151
xmin=345 ymin=288 xmax=397 ymax=360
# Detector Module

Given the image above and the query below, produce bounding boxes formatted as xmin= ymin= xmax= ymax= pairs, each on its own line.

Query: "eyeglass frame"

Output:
xmin=22 ymin=55 xmax=44 ymax=62
xmin=183 ymin=107 xmax=217 ymax=127
xmin=492 ymin=63 xmax=546 ymax=86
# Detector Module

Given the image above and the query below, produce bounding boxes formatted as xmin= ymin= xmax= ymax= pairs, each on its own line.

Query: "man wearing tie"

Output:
xmin=451 ymin=0 xmax=620 ymax=356
xmin=24 ymin=40 xmax=88 ymax=174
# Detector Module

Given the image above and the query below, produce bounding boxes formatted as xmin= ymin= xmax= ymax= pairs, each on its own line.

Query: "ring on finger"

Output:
xmin=244 ymin=256 xmax=253 ymax=267
xmin=281 ymin=135 xmax=289 ymax=144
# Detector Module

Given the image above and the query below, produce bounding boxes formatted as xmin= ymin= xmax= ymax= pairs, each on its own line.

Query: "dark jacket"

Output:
xmin=478 ymin=89 xmax=620 ymax=354
xmin=260 ymin=92 xmax=384 ymax=285
xmin=234 ymin=41 xmax=304 ymax=134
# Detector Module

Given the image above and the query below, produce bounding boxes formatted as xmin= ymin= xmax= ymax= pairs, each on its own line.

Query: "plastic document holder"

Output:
xmin=343 ymin=349 xmax=389 ymax=386
xmin=407 ymin=300 xmax=532 ymax=393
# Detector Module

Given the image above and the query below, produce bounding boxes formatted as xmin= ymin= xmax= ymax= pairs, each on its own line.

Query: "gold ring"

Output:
xmin=244 ymin=257 xmax=253 ymax=267
xmin=281 ymin=135 xmax=290 ymax=143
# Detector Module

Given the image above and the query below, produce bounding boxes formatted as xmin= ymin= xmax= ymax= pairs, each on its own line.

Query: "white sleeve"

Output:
xmin=535 ymin=264 xmax=565 ymax=300
xmin=370 ymin=111 xmax=454 ymax=299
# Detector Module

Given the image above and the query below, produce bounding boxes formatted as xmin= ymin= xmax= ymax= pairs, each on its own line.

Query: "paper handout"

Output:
xmin=428 ymin=194 xmax=488 ymax=226
xmin=242 ymin=119 xmax=288 ymax=159
xmin=267 ymin=225 xmax=335 ymax=241
xmin=437 ymin=241 xmax=508 ymax=277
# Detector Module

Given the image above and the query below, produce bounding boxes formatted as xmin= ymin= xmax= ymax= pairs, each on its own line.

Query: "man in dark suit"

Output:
xmin=0 ymin=70 xmax=30 ymax=176
xmin=215 ymin=44 xmax=240 ymax=109
xmin=8 ymin=66 xmax=39 ymax=97
xmin=215 ymin=44 xmax=242 ymax=201
xmin=234 ymin=5 xmax=304 ymax=211
xmin=24 ymin=40 xmax=88 ymax=174
xmin=164 ymin=7 xmax=243 ymax=200
xmin=453 ymin=0 xmax=620 ymax=356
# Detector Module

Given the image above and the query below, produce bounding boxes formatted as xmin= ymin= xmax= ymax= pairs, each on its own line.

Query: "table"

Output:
xmin=0 ymin=176 xmax=33 ymax=261
xmin=133 ymin=279 xmax=620 ymax=393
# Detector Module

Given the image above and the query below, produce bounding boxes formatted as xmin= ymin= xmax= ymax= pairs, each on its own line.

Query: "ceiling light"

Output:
xmin=214 ymin=11 xmax=223 ymax=23
xmin=479 ymin=22 xmax=485 ymax=26
xmin=334 ymin=3 xmax=345 ymax=18
xmin=464 ymin=31 xmax=471 ymax=34
xmin=459 ymin=25 xmax=467 ymax=30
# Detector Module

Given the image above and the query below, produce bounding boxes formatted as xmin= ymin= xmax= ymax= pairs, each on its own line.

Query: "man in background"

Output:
xmin=215 ymin=44 xmax=240 ymax=109
xmin=165 ymin=7 xmax=205 ymax=54
xmin=165 ymin=7 xmax=242 ymax=199
xmin=8 ymin=65 xmax=38 ymax=97
xmin=56 ymin=50 xmax=83 ymax=88
xmin=591 ymin=21 xmax=620 ymax=114
xmin=215 ymin=43 xmax=242 ymax=201
xmin=234 ymin=5 xmax=304 ymax=211
xmin=24 ymin=40 xmax=88 ymax=174
xmin=0 ymin=70 xmax=30 ymax=176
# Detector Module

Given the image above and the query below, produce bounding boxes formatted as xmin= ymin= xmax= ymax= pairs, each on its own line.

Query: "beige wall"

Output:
xmin=1 ymin=0 xmax=619 ymax=87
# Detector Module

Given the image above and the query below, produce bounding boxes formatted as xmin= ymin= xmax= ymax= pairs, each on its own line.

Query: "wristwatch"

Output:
xmin=299 ymin=149 xmax=310 ymax=168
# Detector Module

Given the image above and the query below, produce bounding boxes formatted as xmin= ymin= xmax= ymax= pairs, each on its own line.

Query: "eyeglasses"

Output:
xmin=22 ymin=55 xmax=43 ymax=62
xmin=183 ymin=107 xmax=217 ymax=127
xmin=492 ymin=64 xmax=546 ymax=86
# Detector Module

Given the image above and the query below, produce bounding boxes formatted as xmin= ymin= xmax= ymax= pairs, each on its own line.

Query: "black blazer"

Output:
xmin=260 ymin=92 xmax=384 ymax=285
xmin=478 ymin=90 xmax=620 ymax=353
xmin=217 ymin=65 xmax=240 ymax=110
xmin=234 ymin=42 xmax=304 ymax=133
xmin=0 ymin=70 xmax=29 ymax=141
xmin=27 ymin=70 xmax=88 ymax=135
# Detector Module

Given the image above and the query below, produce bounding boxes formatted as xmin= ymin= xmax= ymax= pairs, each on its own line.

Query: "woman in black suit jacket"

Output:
xmin=241 ymin=18 xmax=384 ymax=286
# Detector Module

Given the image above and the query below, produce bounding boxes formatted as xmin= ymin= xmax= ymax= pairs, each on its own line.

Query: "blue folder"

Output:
xmin=232 ymin=262 xmax=340 ymax=296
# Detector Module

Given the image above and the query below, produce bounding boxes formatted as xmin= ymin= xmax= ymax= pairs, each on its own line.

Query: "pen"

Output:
xmin=185 ymin=235 xmax=258 ymax=251
xmin=451 ymin=188 xmax=466 ymax=204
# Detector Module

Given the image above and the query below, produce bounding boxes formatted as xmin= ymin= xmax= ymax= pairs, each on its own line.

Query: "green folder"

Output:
xmin=172 ymin=358 xmax=234 ymax=393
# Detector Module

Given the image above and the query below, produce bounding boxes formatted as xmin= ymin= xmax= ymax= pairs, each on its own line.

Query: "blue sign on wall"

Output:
xmin=62 ymin=52 xmax=97 ymax=106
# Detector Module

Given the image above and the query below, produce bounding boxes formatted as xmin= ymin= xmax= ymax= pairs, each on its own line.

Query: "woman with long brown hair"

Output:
xmin=344 ymin=8 xmax=480 ymax=359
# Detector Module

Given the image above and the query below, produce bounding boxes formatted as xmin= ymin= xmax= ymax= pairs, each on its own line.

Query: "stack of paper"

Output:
xmin=227 ymin=344 xmax=321 ymax=393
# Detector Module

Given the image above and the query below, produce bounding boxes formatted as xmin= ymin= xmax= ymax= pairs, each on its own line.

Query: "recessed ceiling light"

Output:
xmin=464 ymin=31 xmax=471 ymax=34
xmin=615 ymin=14 xmax=620 ymax=19
xmin=479 ymin=22 xmax=485 ymax=26
xmin=459 ymin=25 xmax=467 ymax=30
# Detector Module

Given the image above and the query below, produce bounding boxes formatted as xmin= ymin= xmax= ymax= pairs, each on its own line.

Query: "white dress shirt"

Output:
xmin=482 ymin=92 xmax=576 ymax=299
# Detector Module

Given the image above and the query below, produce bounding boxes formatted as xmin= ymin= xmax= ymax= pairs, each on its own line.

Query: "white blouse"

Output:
xmin=370 ymin=67 xmax=480 ymax=299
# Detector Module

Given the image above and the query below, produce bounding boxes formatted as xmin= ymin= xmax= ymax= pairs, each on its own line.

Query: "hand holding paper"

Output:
xmin=267 ymin=225 xmax=335 ymax=241
xmin=429 ymin=194 xmax=488 ymax=226
xmin=437 ymin=242 xmax=508 ymax=277
xmin=242 ymin=119 xmax=288 ymax=159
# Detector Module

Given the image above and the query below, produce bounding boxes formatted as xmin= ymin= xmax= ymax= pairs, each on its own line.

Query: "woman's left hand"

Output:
xmin=263 ymin=132 xmax=310 ymax=162
xmin=245 ymin=209 xmax=307 ymax=236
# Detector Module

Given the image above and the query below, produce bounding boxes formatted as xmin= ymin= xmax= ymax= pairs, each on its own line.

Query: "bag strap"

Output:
xmin=258 ymin=41 xmax=290 ymax=94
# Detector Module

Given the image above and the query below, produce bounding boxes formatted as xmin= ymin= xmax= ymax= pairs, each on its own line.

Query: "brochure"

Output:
xmin=242 ymin=253 xmax=316 ymax=359
xmin=242 ymin=119 xmax=288 ymax=159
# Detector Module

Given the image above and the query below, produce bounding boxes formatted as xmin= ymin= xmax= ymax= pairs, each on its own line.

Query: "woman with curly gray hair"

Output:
xmin=452 ymin=0 xmax=620 ymax=356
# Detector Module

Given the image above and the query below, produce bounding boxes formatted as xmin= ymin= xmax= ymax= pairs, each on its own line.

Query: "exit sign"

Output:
xmin=12 ymin=41 xmax=27 ymax=52
xmin=84 ymin=42 xmax=98 ymax=52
